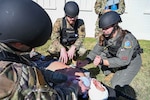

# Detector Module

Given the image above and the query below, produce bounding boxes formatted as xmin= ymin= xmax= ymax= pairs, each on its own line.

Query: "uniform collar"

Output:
xmin=107 ymin=29 xmax=122 ymax=45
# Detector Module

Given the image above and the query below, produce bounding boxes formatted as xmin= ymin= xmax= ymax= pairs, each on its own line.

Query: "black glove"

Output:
xmin=76 ymin=60 xmax=89 ymax=68
xmin=42 ymin=69 xmax=68 ymax=85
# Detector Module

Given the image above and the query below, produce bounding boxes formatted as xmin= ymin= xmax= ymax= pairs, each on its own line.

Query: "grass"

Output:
xmin=36 ymin=37 xmax=150 ymax=100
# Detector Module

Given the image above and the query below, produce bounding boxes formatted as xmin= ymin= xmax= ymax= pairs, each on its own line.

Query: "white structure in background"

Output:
xmin=33 ymin=0 xmax=150 ymax=40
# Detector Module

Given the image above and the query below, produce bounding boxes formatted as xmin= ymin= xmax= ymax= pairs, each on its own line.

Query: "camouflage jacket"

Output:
xmin=94 ymin=0 xmax=125 ymax=15
xmin=50 ymin=17 xmax=86 ymax=51
xmin=0 ymin=43 xmax=78 ymax=100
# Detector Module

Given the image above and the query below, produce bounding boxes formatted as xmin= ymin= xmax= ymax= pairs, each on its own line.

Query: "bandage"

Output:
xmin=88 ymin=78 xmax=108 ymax=100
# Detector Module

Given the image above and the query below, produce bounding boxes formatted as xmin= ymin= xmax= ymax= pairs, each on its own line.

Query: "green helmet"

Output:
xmin=99 ymin=11 xmax=122 ymax=29
xmin=0 ymin=0 xmax=52 ymax=48
xmin=64 ymin=1 xmax=79 ymax=17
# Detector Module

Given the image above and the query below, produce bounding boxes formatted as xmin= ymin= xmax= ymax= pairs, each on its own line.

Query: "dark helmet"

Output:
xmin=0 ymin=0 xmax=52 ymax=48
xmin=99 ymin=11 xmax=122 ymax=29
xmin=64 ymin=1 xmax=79 ymax=17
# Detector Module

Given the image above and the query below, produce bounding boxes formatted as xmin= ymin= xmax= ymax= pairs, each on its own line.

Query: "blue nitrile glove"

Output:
xmin=79 ymin=76 xmax=91 ymax=87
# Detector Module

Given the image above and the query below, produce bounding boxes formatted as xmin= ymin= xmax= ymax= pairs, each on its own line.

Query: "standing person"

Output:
xmin=47 ymin=1 xmax=86 ymax=65
xmin=0 ymin=0 xmax=80 ymax=99
xmin=77 ymin=11 xmax=143 ymax=90
xmin=94 ymin=0 xmax=125 ymax=39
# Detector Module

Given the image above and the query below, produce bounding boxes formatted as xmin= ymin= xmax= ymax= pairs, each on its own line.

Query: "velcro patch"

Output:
xmin=121 ymin=56 xmax=128 ymax=60
xmin=124 ymin=40 xmax=132 ymax=48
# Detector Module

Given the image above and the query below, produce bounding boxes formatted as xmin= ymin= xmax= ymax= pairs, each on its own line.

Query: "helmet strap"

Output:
xmin=107 ymin=24 xmax=118 ymax=39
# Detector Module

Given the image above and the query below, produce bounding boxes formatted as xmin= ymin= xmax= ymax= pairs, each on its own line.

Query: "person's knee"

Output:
xmin=78 ymin=47 xmax=87 ymax=57
xmin=48 ymin=47 xmax=57 ymax=54
xmin=114 ymin=85 xmax=137 ymax=99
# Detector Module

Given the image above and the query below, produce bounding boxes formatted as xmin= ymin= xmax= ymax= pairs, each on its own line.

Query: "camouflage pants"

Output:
xmin=95 ymin=17 xmax=103 ymax=40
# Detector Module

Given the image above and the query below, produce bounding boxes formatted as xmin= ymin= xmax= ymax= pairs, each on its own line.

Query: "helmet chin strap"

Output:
xmin=106 ymin=24 xmax=118 ymax=39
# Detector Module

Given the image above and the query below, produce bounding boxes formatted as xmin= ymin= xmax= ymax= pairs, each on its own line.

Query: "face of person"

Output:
xmin=9 ymin=42 xmax=32 ymax=52
xmin=102 ymin=26 xmax=114 ymax=37
xmin=66 ymin=16 xmax=78 ymax=25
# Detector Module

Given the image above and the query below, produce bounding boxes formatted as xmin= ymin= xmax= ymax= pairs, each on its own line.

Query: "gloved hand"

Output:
xmin=76 ymin=60 xmax=89 ymax=68
xmin=42 ymin=69 xmax=68 ymax=85
xmin=59 ymin=47 xmax=68 ymax=64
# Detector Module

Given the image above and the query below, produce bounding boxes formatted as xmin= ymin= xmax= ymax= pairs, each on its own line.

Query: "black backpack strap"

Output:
xmin=0 ymin=50 xmax=33 ymax=66
xmin=62 ymin=17 xmax=67 ymax=30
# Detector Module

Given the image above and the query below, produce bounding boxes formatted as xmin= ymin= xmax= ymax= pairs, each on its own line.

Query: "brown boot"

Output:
xmin=104 ymin=73 xmax=114 ymax=83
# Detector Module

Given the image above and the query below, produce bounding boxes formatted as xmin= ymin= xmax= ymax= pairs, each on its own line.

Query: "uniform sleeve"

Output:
xmin=87 ymin=43 xmax=104 ymax=60
xmin=115 ymin=0 xmax=125 ymax=15
xmin=0 ymin=63 xmax=17 ymax=98
xmin=54 ymin=82 xmax=79 ymax=99
xmin=73 ymin=19 xmax=86 ymax=49
xmin=94 ymin=0 xmax=106 ymax=15
xmin=107 ymin=34 xmax=138 ymax=68
xmin=50 ymin=18 xmax=64 ymax=51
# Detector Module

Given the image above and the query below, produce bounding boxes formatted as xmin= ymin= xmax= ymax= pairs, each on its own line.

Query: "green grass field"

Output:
xmin=36 ymin=37 xmax=150 ymax=100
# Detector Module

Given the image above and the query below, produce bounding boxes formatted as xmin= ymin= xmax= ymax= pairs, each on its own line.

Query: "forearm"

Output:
xmin=74 ymin=25 xmax=85 ymax=49
xmin=100 ymin=58 xmax=127 ymax=67
xmin=102 ymin=59 xmax=110 ymax=66
xmin=51 ymin=18 xmax=64 ymax=51
xmin=107 ymin=57 xmax=131 ymax=68
xmin=74 ymin=38 xmax=84 ymax=50
xmin=116 ymin=0 xmax=125 ymax=15
xmin=94 ymin=1 xmax=105 ymax=15
xmin=51 ymin=31 xmax=64 ymax=51
xmin=87 ymin=43 xmax=103 ymax=60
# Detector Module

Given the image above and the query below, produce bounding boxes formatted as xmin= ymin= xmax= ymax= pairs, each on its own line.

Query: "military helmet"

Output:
xmin=99 ymin=11 xmax=122 ymax=29
xmin=64 ymin=1 xmax=79 ymax=17
xmin=0 ymin=0 xmax=52 ymax=48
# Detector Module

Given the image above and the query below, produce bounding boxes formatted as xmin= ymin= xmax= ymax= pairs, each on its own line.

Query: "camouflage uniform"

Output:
xmin=94 ymin=0 xmax=125 ymax=39
xmin=48 ymin=17 xmax=86 ymax=58
xmin=86 ymin=29 xmax=142 ymax=88
xmin=0 ymin=43 xmax=79 ymax=100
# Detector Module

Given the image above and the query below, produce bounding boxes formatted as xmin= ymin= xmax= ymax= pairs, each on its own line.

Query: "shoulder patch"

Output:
xmin=124 ymin=40 xmax=132 ymax=48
